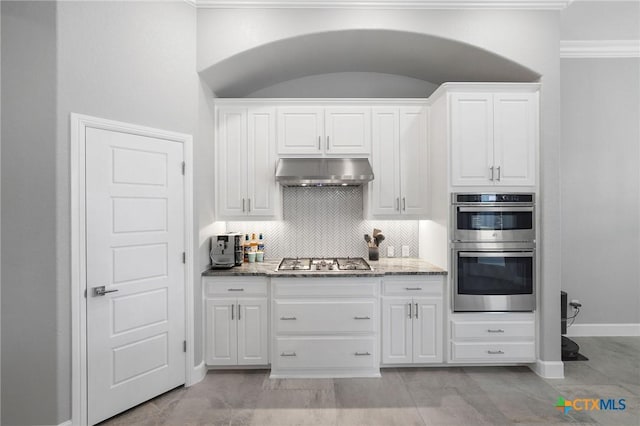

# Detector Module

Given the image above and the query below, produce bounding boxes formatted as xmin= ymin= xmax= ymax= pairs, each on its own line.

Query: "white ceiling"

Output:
xmin=199 ymin=29 xmax=540 ymax=97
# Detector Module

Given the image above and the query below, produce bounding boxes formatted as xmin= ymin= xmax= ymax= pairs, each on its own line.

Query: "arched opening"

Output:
xmin=199 ymin=29 xmax=540 ymax=97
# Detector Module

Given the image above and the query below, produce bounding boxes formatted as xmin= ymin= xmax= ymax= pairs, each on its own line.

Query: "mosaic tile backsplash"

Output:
xmin=226 ymin=187 xmax=419 ymax=260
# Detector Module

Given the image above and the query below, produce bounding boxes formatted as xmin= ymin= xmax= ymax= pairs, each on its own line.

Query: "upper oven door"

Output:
xmin=453 ymin=206 xmax=534 ymax=242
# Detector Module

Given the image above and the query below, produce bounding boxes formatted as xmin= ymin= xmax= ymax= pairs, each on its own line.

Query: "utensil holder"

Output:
xmin=368 ymin=247 xmax=379 ymax=261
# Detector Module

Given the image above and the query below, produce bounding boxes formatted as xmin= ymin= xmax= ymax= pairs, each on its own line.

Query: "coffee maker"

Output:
xmin=210 ymin=233 xmax=243 ymax=268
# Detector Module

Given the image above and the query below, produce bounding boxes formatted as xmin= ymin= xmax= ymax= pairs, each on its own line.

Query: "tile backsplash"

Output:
xmin=226 ymin=186 xmax=419 ymax=259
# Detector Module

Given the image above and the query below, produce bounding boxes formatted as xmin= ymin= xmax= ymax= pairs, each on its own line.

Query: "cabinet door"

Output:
xmin=217 ymin=108 xmax=248 ymax=217
xmin=412 ymin=298 xmax=443 ymax=364
xmin=277 ymin=107 xmax=323 ymax=155
xmin=450 ymin=93 xmax=494 ymax=186
xmin=237 ymin=298 xmax=269 ymax=365
xmin=247 ymin=108 xmax=279 ymax=217
xmin=370 ymin=108 xmax=401 ymax=216
xmin=493 ymin=92 xmax=537 ymax=186
xmin=381 ymin=298 xmax=413 ymax=364
xmin=325 ymin=107 xmax=371 ymax=155
xmin=399 ymin=106 xmax=429 ymax=216
xmin=205 ymin=299 xmax=237 ymax=366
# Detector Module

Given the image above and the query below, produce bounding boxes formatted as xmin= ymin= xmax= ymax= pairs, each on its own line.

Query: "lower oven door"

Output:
xmin=453 ymin=246 xmax=535 ymax=312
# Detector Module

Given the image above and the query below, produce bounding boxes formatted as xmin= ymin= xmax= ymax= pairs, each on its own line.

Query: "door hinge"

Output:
xmin=181 ymin=161 xmax=185 ymax=175
xmin=183 ymin=340 xmax=187 ymax=353
xmin=182 ymin=252 xmax=186 ymax=264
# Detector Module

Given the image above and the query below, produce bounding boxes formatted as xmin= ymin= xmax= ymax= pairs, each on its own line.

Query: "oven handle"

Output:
xmin=459 ymin=251 xmax=534 ymax=258
xmin=457 ymin=206 xmax=533 ymax=213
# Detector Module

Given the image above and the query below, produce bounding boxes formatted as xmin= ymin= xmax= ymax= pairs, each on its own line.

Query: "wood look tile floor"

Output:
xmin=99 ymin=337 xmax=640 ymax=426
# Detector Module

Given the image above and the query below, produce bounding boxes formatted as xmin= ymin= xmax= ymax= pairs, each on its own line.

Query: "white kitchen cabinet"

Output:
xmin=450 ymin=91 xmax=537 ymax=187
xmin=369 ymin=106 xmax=429 ymax=218
xmin=277 ymin=106 xmax=371 ymax=156
xmin=449 ymin=312 xmax=535 ymax=363
xmin=204 ymin=278 xmax=269 ymax=366
xmin=381 ymin=277 xmax=443 ymax=365
xmin=216 ymin=106 xmax=280 ymax=219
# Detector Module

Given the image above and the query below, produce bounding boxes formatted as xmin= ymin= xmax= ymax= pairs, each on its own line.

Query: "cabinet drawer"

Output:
xmin=451 ymin=320 xmax=535 ymax=341
xmin=451 ymin=342 xmax=535 ymax=362
xmin=274 ymin=300 xmax=376 ymax=334
xmin=272 ymin=278 xmax=378 ymax=298
xmin=274 ymin=337 xmax=377 ymax=369
xmin=382 ymin=277 xmax=443 ymax=296
xmin=204 ymin=278 xmax=268 ymax=297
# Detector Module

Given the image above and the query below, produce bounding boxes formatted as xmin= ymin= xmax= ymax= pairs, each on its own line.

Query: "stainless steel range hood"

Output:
xmin=275 ymin=158 xmax=374 ymax=187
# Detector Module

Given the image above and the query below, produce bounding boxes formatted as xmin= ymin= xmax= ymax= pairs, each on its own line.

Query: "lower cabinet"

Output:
xmin=381 ymin=277 xmax=444 ymax=365
xmin=204 ymin=277 xmax=269 ymax=366
xmin=271 ymin=278 xmax=380 ymax=378
xmin=449 ymin=312 xmax=536 ymax=363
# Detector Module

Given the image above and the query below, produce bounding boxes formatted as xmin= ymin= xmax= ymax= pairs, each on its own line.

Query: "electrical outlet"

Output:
xmin=387 ymin=246 xmax=395 ymax=257
xmin=402 ymin=245 xmax=410 ymax=257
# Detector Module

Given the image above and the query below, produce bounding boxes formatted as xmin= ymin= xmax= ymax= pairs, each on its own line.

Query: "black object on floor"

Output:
xmin=562 ymin=336 xmax=589 ymax=361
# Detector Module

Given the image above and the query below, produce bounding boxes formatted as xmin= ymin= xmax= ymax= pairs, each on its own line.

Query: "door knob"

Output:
xmin=93 ymin=286 xmax=119 ymax=297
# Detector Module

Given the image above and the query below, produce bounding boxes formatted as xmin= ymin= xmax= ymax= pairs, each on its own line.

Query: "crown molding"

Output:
xmin=192 ymin=0 xmax=571 ymax=9
xmin=561 ymin=40 xmax=640 ymax=58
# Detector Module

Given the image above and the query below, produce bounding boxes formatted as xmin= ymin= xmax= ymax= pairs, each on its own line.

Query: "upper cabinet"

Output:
xmin=277 ymin=106 xmax=371 ymax=156
xmin=369 ymin=106 xmax=429 ymax=218
xmin=449 ymin=89 xmax=538 ymax=187
xmin=216 ymin=106 xmax=280 ymax=220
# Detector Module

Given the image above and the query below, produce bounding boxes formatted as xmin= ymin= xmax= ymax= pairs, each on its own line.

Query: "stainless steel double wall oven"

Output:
xmin=451 ymin=193 xmax=536 ymax=312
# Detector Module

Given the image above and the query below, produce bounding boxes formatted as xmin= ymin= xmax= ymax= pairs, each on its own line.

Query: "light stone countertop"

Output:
xmin=202 ymin=257 xmax=447 ymax=278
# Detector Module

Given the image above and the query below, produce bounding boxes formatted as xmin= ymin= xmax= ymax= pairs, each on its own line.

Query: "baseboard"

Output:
xmin=529 ymin=359 xmax=564 ymax=379
xmin=566 ymin=323 xmax=640 ymax=337
xmin=58 ymin=421 xmax=73 ymax=426
xmin=189 ymin=361 xmax=207 ymax=386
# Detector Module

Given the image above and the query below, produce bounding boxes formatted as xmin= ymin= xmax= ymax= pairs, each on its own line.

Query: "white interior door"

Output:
xmin=86 ymin=127 xmax=185 ymax=425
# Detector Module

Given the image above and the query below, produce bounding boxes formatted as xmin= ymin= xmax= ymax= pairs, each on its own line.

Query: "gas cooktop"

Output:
xmin=276 ymin=257 xmax=373 ymax=272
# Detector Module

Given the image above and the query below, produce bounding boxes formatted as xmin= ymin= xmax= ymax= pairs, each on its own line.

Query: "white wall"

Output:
xmin=54 ymin=1 xmax=200 ymax=424
xmin=1 ymin=2 xmax=58 ymax=424
xmin=246 ymin=72 xmax=438 ymax=97
xmin=197 ymin=6 xmax=563 ymax=364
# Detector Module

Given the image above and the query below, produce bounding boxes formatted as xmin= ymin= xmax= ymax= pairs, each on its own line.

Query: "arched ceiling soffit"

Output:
xmin=200 ymin=29 xmax=540 ymax=97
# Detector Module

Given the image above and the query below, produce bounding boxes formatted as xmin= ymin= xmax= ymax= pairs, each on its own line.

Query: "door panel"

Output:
xmin=86 ymin=127 xmax=185 ymax=425
xmin=412 ymin=298 xmax=443 ymax=363
xmin=450 ymin=93 xmax=494 ymax=186
xmin=237 ymin=298 xmax=269 ymax=365
xmin=399 ymin=107 xmax=429 ymax=216
xmin=205 ymin=299 xmax=237 ymax=365
xmin=381 ymin=298 xmax=412 ymax=364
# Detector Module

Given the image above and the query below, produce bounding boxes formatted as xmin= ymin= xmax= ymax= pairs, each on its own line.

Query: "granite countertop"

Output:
xmin=202 ymin=257 xmax=447 ymax=278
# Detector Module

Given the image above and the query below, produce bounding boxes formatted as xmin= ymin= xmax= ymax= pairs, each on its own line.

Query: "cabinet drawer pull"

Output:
xmin=242 ymin=198 xmax=245 ymax=212
xmin=487 ymin=350 xmax=505 ymax=355
xmin=487 ymin=329 xmax=505 ymax=333
xmin=318 ymin=136 xmax=321 ymax=150
xmin=408 ymin=303 xmax=412 ymax=318
xmin=402 ymin=197 xmax=406 ymax=211
xmin=231 ymin=304 xmax=234 ymax=320
xmin=396 ymin=197 xmax=400 ymax=211
xmin=405 ymin=287 xmax=421 ymax=291
xmin=326 ymin=135 xmax=330 ymax=150
xmin=496 ymin=166 xmax=501 ymax=181
xmin=280 ymin=351 xmax=297 ymax=357
xmin=227 ymin=288 xmax=244 ymax=292
xmin=238 ymin=304 xmax=241 ymax=320
xmin=355 ymin=352 xmax=371 ymax=356
xmin=280 ymin=316 xmax=297 ymax=320
xmin=415 ymin=303 xmax=418 ymax=319
xmin=490 ymin=166 xmax=495 ymax=181
xmin=354 ymin=316 xmax=371 ymax=320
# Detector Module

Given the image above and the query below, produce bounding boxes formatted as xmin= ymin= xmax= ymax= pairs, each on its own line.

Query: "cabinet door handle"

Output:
xmin=242 ymin=198 xmax=245 ymax=212
xmin=489 ymin=166 xmax=494 ymax=181
xmin=238 ymin=304 xmax=241 ymax=320
xmin=280 ymin=316 xmax=297 ymax=320
xmin=227 ymin=288 xmax=245 ymax=292
xmin=402 ymin=197 xmax=406 ymax=211
xmin=354 ymin=316 xmax=370 ymax=320
xmin=327 ymin=136 xmax=330 ymax=150
xmin=355 ymin=352 xmax=371 ymax=356
xmin=405 ymin=287 xmax=421 ymax=291
xmin=280 ymin=351 xmax=297 ymax=357
xmin=487 ymin=350 xmax=505 ymax=355
xmin=396 ymin=198 xmax=400 ymax=211
xmin=487 ymin=329 xmax=505 ymax=333
xmin=496 ymin=166 xmax=501 ymax=181
xmin=318 ymin=136 xmax=321 ymax=150
xmin=231 ymin=304 xmax=234 ymax=320
xmin=415 ymin=303 xmax=418 ymax=319
xmin=247 ymin=198 xmax=251 ymax=212
xmin=408 ymin=303 xmax=412 ymax=318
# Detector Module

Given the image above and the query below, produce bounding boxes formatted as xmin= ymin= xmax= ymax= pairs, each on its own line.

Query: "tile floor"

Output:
xmin=100 ymin=337 xmax=640 ymax=425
